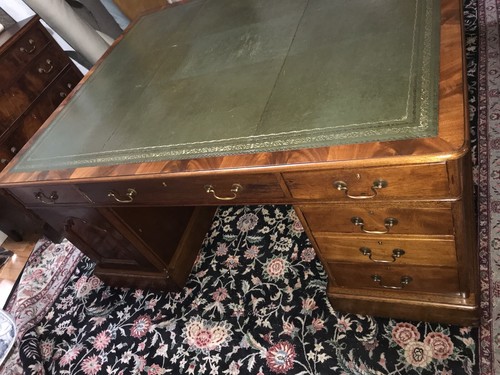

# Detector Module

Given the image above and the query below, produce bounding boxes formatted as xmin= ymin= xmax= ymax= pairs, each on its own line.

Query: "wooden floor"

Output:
xmin=0 ymin=235 xmax=38 ymax=308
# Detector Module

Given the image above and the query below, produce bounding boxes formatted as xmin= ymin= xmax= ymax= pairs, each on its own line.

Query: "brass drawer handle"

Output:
xmin=351 ymin=216 xmax=398 ymax=234
xmin=34 ymin=191 xmax=59 ymax=204
xmin=108 ymin=188 xmax=136 ymax=203
xmin=371 ymin=275 xmax=412 ymax=289
xmin=333 ymin=179 xmax=388 ymax=199
xmin=204 ymin=184 xmax=243 ymax=201
xmin=19 ymin=38 xmax=36 ymax=54
xmin=360 ymin=247 xmax=405 ymax=263
xmin=38 ymin=59 xmax=54 ymax=74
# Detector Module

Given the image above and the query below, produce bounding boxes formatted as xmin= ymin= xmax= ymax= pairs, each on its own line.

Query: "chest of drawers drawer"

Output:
xmin=0 ymin=16 xmax=82 ymax=173
xmin=0 ymin=21 xmax=50 ymax=86
xmin=284 ymin=163 xmax=454 ymax=201
xmin=0 ymin=66 xmax=82 ymax=165
xmin=77 ymin=173 xmax=286 ymax=206
xmin=0 ymin=45 xmax=70 ymax=127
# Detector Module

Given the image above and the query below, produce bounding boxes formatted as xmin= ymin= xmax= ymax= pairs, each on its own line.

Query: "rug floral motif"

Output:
xmin=15 ymin=206 xmax=477 ymax=375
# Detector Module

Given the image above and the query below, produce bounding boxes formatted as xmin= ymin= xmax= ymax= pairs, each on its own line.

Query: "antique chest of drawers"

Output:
xmin=0 ymin=16 xmax=82 ymax=169
xmin=0 ymin=16 xmax=82 ymax=240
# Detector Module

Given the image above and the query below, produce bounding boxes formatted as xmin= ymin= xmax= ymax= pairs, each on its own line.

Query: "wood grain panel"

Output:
xmin=315 ymin=234 xmax=456 ymax=266
xmin=299 ymin=203 xmax=455 ymax=236
xmin=78 ymin=173 xmax=285 ymax=206
xmin=328 ymin=262 xmax=460 ymax=294
xmin=284 ymin=163 xmax=452 ymax=201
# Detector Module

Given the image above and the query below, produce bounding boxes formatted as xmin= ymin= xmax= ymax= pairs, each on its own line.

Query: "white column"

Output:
xmin=22 ymin=0 xmax=110 ymax=64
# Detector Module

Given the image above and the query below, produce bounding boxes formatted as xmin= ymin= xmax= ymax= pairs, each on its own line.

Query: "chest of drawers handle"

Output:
xmin=19 ymin=38 xmax=36 ymax=54
xmin=59 ymin=83 xmax=74 ymax=98
xmin=38 ymin=59 xmax=54 ymax=74
xmin=108 ymin=188 xmax=137 ymax=203
xmin=204 ymin=183 xmax=243 ymax=201
xmin=34 ymin=191 xmax=59 ymax=204
xmin=371 ymin=275 xmax=412 ymax=289
xmin=360 ymin=247 xmax=405 ymax=263
xmin=333 ymin=179 xmax=388 ymax=199
xmin=351 ymin=216 xmax=398 ymax=234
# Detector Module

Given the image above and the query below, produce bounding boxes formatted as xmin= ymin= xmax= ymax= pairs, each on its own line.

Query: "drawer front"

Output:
xmin=0 ymin=118 xmax=42 ymax=168
xmin=0 ymin=22 xmax=50 ymax=86
xmin=315 ymin=234 xmax=456 ymax=266
xmin=300 ymin=204 xmax=454 ymax=235
xmin=0 ymin=101 xmax=48 ymax=163
xmin=78 ymin=174 xmax=285 ymax=205
xmin=10 ymin=185 xmax=90 ymax=206
xmin=0 ymin=66 xmax=82 ymax=165
xmin=328 ymin=262 xmax=460 ymax=294
xmin=0 ymin=44 xmax=69 ymax=126
xmin=44 ymin=66 xmax=82 ymax=103
xmin=284 ymin=164 xmax=451 ymax=201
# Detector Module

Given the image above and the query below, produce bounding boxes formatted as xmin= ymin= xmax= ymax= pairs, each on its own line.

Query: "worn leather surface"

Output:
xmin=14 ymin=0 xmax=441 ymax=171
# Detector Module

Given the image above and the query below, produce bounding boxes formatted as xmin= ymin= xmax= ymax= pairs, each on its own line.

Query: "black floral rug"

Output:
xmin=14 ymin=205 xmax=477 ymax=374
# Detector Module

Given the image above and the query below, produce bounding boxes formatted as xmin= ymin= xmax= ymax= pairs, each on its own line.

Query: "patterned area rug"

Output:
xmin=476 ymin=0 xmax=500 ymax=374
xmin=5 ymin=207 xmax=479 ymax=374
xmin=2 ymin=0 xmax=499 ymax=374
xmin=0 ymin=239 xmax=83 ymax=374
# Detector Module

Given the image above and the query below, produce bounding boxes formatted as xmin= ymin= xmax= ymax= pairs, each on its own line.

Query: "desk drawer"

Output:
xmin=284 ymin=164 xmax=452 ymax=201
xmin=10 ymin=184 xmax=90 ymax=206
xmin=299 ymin=204 xmax=454 ymax=236
xmin=328 ymin=262 xmax=460 ymax=294
xmin=78 ymin=173 xmax=285 ymax=205
xmin=315 ymin=234 xmax=456 ymax=267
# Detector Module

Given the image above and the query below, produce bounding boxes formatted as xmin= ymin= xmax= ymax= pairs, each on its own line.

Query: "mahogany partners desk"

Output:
xmin=0 ymin=0 xmax=478 ymax=325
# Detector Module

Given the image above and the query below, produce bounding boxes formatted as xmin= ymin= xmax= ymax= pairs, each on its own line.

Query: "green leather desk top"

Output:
xmin=13 ymin=0 xmax=441 ymax=172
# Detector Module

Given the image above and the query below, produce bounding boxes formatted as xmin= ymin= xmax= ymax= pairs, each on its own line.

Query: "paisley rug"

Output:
xmin=2 ymin=0 xmax=499 ymax=374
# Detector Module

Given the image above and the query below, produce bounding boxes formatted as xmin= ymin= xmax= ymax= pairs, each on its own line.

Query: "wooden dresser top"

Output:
xmin=0 ymin=0 xmax=468 ymax=185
